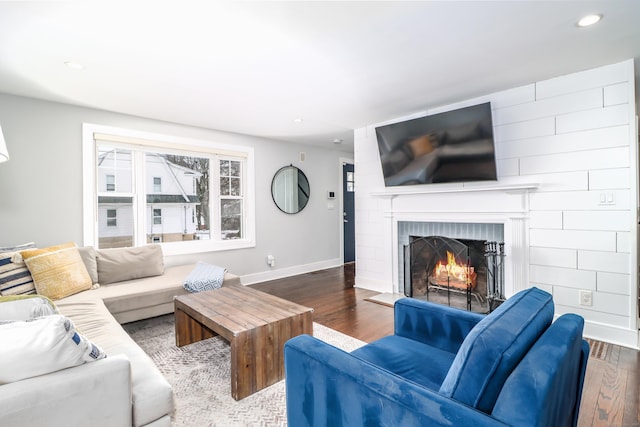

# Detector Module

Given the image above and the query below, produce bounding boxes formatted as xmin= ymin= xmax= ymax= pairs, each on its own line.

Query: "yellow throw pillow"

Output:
xmin=21 ymin=243 xmax=92 ymax=300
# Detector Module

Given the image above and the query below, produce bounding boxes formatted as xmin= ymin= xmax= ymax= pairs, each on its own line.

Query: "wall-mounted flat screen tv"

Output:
xmin=375 ymin=102 xmax=497 ymax=187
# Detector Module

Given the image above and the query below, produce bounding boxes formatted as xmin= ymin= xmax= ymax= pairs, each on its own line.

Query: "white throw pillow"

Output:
xmin=0 ymin=295 xmax=58 ymax=321
xmin=0 ymin=315 xmax=107 ymax=384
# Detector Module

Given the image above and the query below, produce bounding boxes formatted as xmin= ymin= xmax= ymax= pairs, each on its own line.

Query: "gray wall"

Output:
xmin=0 ymin=93 xmax=345 ymax=277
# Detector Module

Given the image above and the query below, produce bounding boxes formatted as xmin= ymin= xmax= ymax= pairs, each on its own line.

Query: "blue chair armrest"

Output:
xmin=394 ymin=297 xmax=484 ymax=353
xmin=490 ymin=314 xmax=587 ymax=427
xmin=284 ymin=335 xmax=509 ymax=427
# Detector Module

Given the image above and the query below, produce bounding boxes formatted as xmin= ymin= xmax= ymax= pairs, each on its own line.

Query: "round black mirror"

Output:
xmin=271 ymin=165 xmax=310 ymax=214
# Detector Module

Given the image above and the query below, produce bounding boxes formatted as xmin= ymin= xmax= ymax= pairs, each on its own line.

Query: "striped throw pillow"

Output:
xmin=0 ymin=243 xmax=37 ymax=296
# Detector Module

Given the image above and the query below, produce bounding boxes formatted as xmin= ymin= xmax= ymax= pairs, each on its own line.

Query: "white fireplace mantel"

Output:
xmin=380 ymin=181 xmax=537 ymax=298
xmin=370 ymin=181 xmax=539 ymax=198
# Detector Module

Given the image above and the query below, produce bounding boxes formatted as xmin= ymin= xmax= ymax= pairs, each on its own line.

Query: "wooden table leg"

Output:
xmin=231 ymin=328 xmax=256 ymax=400
xmin=175 ymin=307 xmax=216 ymax=347
xmin=230 ymin=313 xmax=313 ymax=400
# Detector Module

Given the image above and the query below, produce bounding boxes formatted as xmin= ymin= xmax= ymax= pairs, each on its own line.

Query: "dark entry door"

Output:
xmin=343 ymin=163 xmax=355 ymax=263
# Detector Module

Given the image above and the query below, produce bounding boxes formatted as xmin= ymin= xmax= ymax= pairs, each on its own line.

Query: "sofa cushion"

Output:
xmin=21 ymin=242 xmax=92 ymax=300
xmin=62 ymin=264 xmax=194 ymax=313
xmin=97 ymin=244 xmax=164 ymax=285
xmin=0 ymin=295 xmax=58 ymax=321
xmin=0 ymin=315 xmax=106 ymax=384
xmin=55 ymin=298 xmax=174 ymax=427
xmin=439 ymin=287 xmax=554 ymax=413
xmin=58 ymin=264 xmax=241 ymax=324
xmin=78 ymin=246 xmax=99 ymax=286
xmin=351 ymin=335 xmax=456 ymax=391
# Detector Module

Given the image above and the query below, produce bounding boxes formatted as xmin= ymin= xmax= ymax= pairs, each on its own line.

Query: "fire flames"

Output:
xmin=433 ymin=251 xmax=477 ymax=289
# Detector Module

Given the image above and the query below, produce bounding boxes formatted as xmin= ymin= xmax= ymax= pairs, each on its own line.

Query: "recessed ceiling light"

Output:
xmin=577 ymin=14 xmax=602 ymax=27
xmin=64 ymin=61 xmax=85 ymax=70
xmin=293 ymin=118 xmax=304 ymax=124
xmin=332 ymin=139 xmax=343 ymax=144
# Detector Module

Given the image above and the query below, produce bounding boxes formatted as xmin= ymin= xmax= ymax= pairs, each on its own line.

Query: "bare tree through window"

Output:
xmin=165 ymin=154 xmax=210 ymax=234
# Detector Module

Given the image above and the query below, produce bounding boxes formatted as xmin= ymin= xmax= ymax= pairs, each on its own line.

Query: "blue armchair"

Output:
xmin=284 ymin=287 xmax=589 ymax=427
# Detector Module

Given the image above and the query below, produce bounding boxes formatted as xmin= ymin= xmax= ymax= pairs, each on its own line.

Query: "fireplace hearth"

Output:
xmin=404 ymin=235 xmax=505 ymax=313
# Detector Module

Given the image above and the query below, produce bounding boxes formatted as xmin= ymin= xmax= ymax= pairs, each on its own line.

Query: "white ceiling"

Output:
xmin=0 ymin=1 xmax=639 ymax=153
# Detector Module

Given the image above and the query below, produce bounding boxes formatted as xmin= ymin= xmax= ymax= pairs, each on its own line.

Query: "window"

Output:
xmin=219 ymin=159 xmax=243 ymax=239
xmin=106 ymin=175 xmax=116 ymax=192
xmin=83 ymin=124 xmax=255 ymax=255
xmin=346 ymin=171 xmax=355 ymax=192
xmin=153 ymin=208 xmax=162 ymax=225
xmin=153 ymin=177 xmax=162 ymax=193
xmin=106 ymin=209 xmax=117 ymax=227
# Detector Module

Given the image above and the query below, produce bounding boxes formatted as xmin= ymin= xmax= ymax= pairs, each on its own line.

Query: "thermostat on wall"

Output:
xmin=327 ymin=191 xmax=335 ymax=199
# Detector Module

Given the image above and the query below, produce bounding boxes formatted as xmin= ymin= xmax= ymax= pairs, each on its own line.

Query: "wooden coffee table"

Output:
xmin=173 ymin=285 xmax=313 ymax=400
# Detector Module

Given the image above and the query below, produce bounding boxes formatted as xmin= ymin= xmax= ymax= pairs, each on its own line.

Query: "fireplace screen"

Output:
xmin=404 ymin=236 xmax=505 ymax=313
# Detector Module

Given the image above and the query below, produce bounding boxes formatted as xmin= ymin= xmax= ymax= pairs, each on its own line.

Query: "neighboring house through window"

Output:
xmin=82 ymin=124 xmax=255 ymax=255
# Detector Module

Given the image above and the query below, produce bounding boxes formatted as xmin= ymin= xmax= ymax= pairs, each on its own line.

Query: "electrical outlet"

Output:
xmin=579 ymin=290 xmax=593 ymax=307
xmin=598 ymin=192 xmax=616 ymax=205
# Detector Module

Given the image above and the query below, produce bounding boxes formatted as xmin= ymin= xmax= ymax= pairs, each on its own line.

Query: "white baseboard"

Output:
xmin=354 ymin=276 xmax=394 ymax=293
xmin=582 ymin=320 xmax=639 ymax=350
xmin=240 ymin=258 xmax=343 ymax=286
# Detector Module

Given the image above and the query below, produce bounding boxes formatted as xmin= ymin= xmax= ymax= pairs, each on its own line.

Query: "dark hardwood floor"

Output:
xmin=251 ymin=263 xmax=393 ymax=342
xmin=250 ymin=263 xmax=640 ymax=427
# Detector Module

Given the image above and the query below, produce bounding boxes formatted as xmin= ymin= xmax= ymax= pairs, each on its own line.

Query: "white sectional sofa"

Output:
xmin=0 ymin=243 xmax=240 ymax=427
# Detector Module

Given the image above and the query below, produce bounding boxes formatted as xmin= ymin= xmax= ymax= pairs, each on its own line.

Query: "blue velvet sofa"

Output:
xmin=284 ymin=287 xmax=589 ymax=427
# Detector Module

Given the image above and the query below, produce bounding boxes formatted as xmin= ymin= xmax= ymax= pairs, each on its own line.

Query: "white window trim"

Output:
xmin=82 ymin=123 xmax=256 ymax=256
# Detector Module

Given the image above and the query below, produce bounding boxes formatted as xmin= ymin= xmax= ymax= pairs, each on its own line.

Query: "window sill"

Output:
xmin=159 ymin=238 xmax=255 ymax=256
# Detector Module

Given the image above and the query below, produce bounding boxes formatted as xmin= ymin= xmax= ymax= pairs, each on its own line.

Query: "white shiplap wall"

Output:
xmin=354 ymin=60 xmax=638 ymax=348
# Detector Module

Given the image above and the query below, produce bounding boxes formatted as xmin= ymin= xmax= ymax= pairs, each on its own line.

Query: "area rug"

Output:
xmin=123 ymin=315 xmax=366 ymax=427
